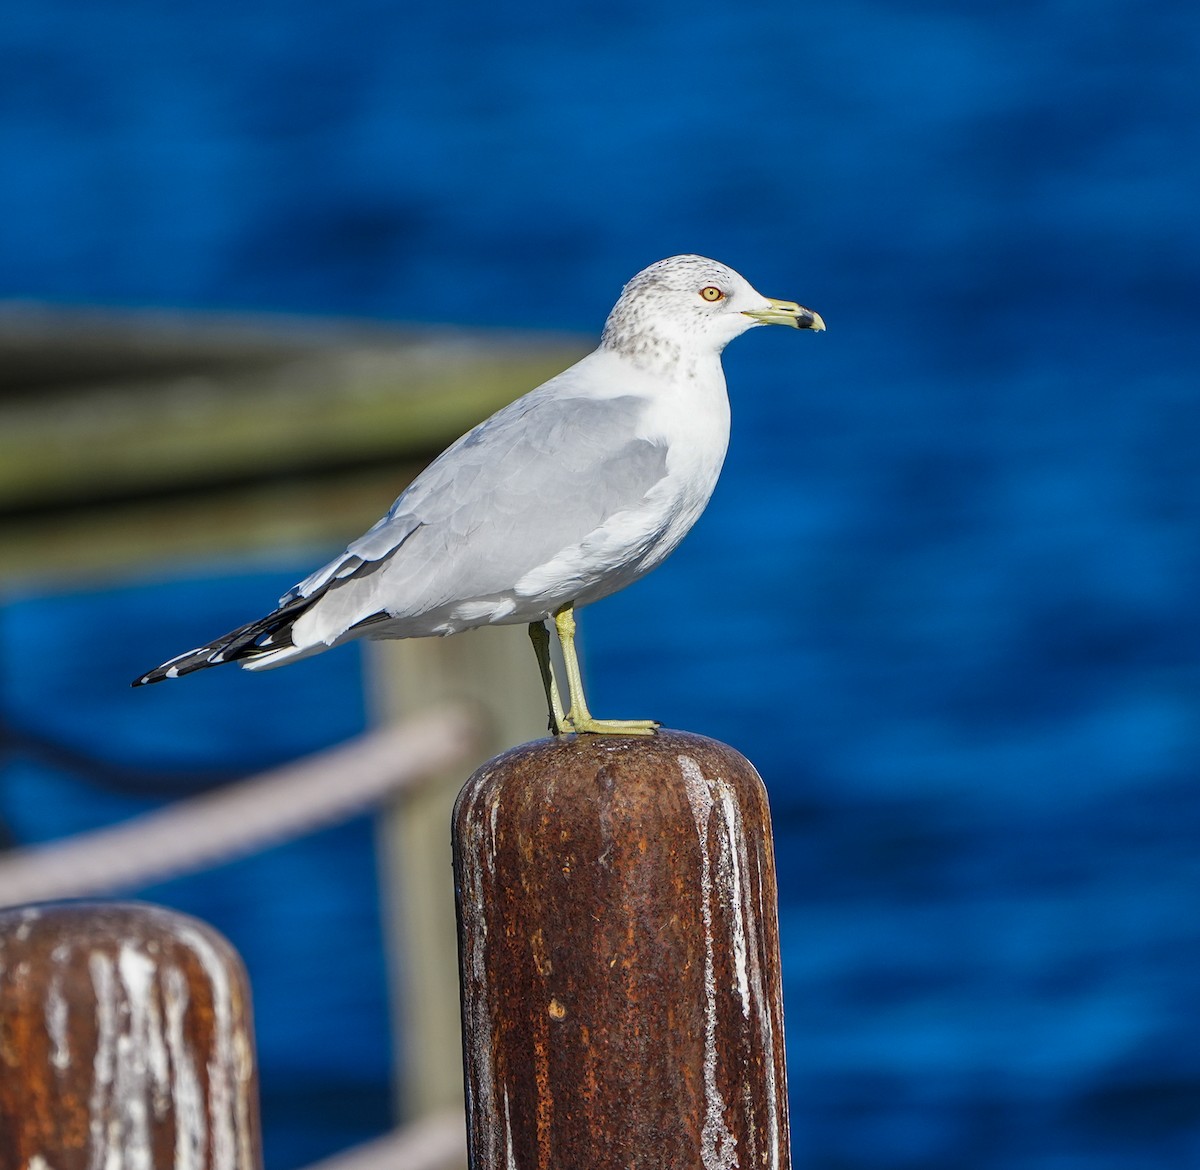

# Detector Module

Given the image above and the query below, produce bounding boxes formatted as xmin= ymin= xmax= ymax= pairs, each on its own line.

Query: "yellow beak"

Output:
xmin=742 ymin=298 xmax=826 ymax=331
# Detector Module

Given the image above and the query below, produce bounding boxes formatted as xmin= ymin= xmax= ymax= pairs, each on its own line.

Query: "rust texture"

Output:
xmin=453 ymin=730 xmax=790 ymax=1170
xmin=0 ymin=901 xmax=262 ymax=1170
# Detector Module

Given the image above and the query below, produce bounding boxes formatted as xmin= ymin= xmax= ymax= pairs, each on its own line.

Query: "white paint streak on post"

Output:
xmin=141 ymin=954 xmax=172 ymax=1121
xmin=173 ymin=923 xmax=240 ymax=1170
xmin=116 ymin=945 xmax=159 ymax=1170
xmin=716 ymin=785 xmax=752 ymax=1020
xmin=488 ymin=799 xmax=501 ymax=877
xmin=712 ymin=778 xmax=782 ymax=1170
xmin=14 ymin=907 xmax=40 ymax=940
xmin=502 ymin=1087 xmax=517 ymax=1170
xmin=726 ymin=787 xmax=782 ymax=1170
xmin=87 ymin=951 xmax=117 ymax=1170
xmin=164 ymin=963 xmax=206 ymax=1170
xmin=679 ymin=755 xmax=739 ymax=1170
xmin=45 ymin=960 xmax=71 ymax=1072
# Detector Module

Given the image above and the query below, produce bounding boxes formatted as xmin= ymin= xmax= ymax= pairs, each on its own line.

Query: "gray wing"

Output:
xmin=284 ymin=387 xmax=668 ymax=617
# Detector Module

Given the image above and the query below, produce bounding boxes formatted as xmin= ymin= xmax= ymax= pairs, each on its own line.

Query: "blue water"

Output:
xmin=2 ymin=1 xmax=1200 ymax=1166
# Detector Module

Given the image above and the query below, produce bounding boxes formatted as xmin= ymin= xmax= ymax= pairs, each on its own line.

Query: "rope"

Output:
xmin=0 ymin=705 xmax=476 ymax=907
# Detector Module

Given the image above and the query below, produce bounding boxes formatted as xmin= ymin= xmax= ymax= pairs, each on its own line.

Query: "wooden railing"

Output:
xmin=0 ymin=706 xmax=475 ymax=908
xmin=0 ymin=706 xmax=479 ymax=1170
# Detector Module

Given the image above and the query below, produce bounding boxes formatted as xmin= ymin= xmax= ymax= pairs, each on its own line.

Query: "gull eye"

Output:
xmin=699 ymin=285 xmax=724 ymax=302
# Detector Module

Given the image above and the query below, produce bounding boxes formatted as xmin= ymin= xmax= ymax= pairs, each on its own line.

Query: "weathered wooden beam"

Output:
xmin=0 ymin=902 xmax=262 ymax=1170
xmin=0 ymin=461 xmax=427 ymax=583
xmin=0 ymin=306 xmax=585 ymax=515
xmin=453 ymin=730 xmax=790 ymax=1170
xmin=0 ymin=306 xmax=585 ymax=584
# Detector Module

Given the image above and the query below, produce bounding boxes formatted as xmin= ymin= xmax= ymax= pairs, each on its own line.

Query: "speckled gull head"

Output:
xmin=133 ymin=254 xmax=823 ymax=738
xmin=601 ymin=254 xmax=825 ymax=366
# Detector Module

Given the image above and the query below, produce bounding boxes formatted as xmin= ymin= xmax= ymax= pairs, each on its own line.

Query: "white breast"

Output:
xmin=514 ymin=353 xmax=732 ymax=614
xmin=639 ymin=355 xmax=732 ymax=552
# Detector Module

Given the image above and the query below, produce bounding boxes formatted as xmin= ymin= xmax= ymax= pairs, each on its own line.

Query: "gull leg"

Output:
xmin=553 ymin=602 xmax=659 ymax=736
xmin=528 ymin=620 xmax=569 ymax=735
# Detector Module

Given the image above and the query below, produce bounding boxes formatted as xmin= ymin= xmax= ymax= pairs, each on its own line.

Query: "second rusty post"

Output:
xmin=453 ymin=730 xmax=790 ymax=1170
xmin=0 ymin=901 xmax=261 ymax=1170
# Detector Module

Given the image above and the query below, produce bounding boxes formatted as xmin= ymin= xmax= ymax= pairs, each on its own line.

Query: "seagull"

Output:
xmin=134 ymin=255 xmax=824 ymax=735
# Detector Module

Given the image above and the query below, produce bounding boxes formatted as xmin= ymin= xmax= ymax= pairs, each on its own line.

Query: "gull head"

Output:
xmin=601 ymin=254 xmax=824 ymax=366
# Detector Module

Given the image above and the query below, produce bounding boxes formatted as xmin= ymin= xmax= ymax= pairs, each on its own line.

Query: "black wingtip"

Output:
xmin=130 ymin=594 xmax=313 ymax=692
xmin=131 ymin=663 xmax=177 ymax=687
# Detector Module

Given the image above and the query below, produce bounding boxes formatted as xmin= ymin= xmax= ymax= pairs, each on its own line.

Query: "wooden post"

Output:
xmin=0 ymin=901 xmax=262 ymax=1170
xmin=452 ymin=730 xmax=790 ymax=1170
xmin=369 ymin=625 xmax=548 ymax=1125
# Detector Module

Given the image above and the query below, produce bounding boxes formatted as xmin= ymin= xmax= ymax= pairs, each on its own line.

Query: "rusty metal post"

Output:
xmin=453 ymin=730 xmax=790 ymax=1170
xmin=0 ymin=901 xmax=262 ymax=1170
